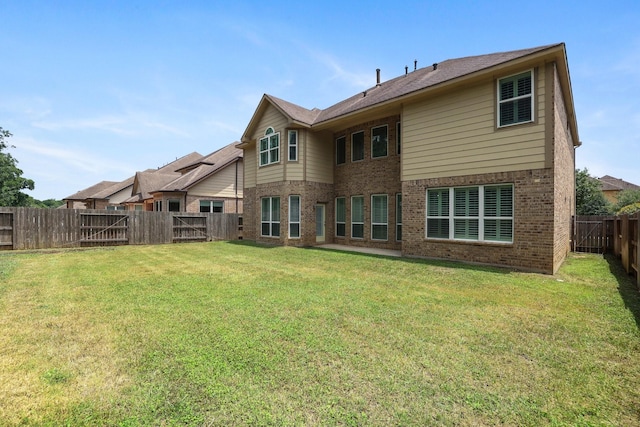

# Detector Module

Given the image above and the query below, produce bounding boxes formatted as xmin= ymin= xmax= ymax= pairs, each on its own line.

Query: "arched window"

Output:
xmin=259 ymin=127 xmax=280 ymax=166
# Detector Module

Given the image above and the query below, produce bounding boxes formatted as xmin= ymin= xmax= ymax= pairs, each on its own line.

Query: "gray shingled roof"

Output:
xmin=89 ymin=176 xmax=135 ymax=200
xmin=64 ymin=180 xmax=119 ymax=200
xmin=254 ymin=43 xmax=562 ymax=128
xmin=158 ymin=142 xmax=243 ymax=192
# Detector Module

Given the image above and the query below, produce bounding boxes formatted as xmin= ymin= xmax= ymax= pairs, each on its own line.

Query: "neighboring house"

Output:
xmin=238 ymin=43 xmax=580 ymax=274
xmin=149 ymin=142 xmax=244 ymax=213
xmin=598 ymin=175 xmax=640 ymax=204
xmin=66 ymin=142 xmax=243 ymax=213
xmin=65 ymin=180 xmax=120 ymax=209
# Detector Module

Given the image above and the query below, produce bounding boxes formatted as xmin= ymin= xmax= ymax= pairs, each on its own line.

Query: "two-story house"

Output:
xmin=238 ymin=43 xmax=579 ymax=274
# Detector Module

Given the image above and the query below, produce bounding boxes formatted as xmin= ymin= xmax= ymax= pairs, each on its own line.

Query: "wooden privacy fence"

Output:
xmin=573 ymin=213 xmax=639 ymax=287
xmin=0 ymin=208 xmax=242 ymax=250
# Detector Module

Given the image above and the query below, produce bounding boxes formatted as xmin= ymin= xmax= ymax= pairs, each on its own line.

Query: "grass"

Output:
xmin=0 ymin=242 xmax=639 ymax=426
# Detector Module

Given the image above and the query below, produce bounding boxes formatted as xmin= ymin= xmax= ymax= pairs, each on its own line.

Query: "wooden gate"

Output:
xmin=573 ymin=219 xmax=605 ymax=253
xmin=0 ymin=212 xmax=13 ymax=250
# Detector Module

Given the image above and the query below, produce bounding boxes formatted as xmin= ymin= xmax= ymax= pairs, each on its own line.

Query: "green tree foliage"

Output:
xmin=614 ymin=189 xmax=640 ymax=214
xmin=575 ymin=168 xmax=611 ymax=215
xmin=0 ymin=127 xmax=36 ymax=207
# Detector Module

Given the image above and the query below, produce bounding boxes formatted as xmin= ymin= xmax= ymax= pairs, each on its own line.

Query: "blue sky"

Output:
xmin=1 ymin=1 xmax=639 ymax=200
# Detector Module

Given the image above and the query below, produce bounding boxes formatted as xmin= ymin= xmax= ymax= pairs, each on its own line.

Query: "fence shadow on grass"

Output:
xmin=605 ymin=254 xmax=640 ymax=329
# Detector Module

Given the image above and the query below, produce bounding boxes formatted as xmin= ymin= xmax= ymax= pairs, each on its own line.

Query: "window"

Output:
xmin=289 ymin=195 xmax=300 ymax=238
xmin=498 ymin=70 xmax=533 ymax=127
xmin=336 ymin=197 xmax=346 ymax=237
xmin=352 ymin=131 xmax=364 ymax=162
xmin=261 ymin=197 xmax=280 ymax=237
xmin=371 ymin=125 xmax=388 ymax=158
xmin=396 ymin=193 xmax=402 ymax=241
xmin=200 ymin=200 xmax=224 ymax=213
xmin=426 ymin=184 xmax=513 ymax=243
xmin=351 ymin=196 xmax=364 ymax=238
xmin=484 ymin=185 xmax=513 ymax=242
xmin=336 ymin=136 xmax=346 ymax=165
xmin=396 ymin=122 xmax=401 ymax=155
xmin=371 ymin=194 xmax=388 ymax=240
xmin=106 ymin=205 xmax=125 ymax=211
xmin=154 ymin=200 xmax=162 ymax=212
xmin=288 ymin=130 xmax=298 ymax=161
xmin=259 ymin=127 xmax=280 ymax=166
xmin=168 ymin=200 xmax=181 ymax=212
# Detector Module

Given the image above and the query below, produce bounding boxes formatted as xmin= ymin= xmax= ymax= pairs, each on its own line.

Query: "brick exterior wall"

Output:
xmin=402 ymin=168 xmax=557 ymax=273
xmin=552 ymin=64 xmax=576 ymax=272
xmin=333 ymin=115 xmax=402 ymax=250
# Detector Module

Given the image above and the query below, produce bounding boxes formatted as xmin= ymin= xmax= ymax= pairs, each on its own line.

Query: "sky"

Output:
xmin=1 ymin=0 xmax=639 ymax=201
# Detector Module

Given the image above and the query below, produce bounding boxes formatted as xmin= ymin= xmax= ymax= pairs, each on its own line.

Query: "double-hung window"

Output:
xmin=259 ymin=127 xmax=280 ymax=166
xmin=261 ymin=196 xmax=280 ymax=237
xmin=352 ymin=131 xmax=364 ymax=162
xmin=498 ymin=70 xmax=533 ymax=127
xmin=371 ymin=125 xmax=388 ymax=158
xmin=371 ymin=194 xmax=388 ymax=240
xmin=426 ymin=184 xmax=513 ymax=243
xmin=351 ymin=196 xmax=364 ymax=238
xmin=200 ymin=200 xmax=224 ymax=213
xmin=336 ymin=136 xmax=346 ymax=165
xmin=288 ymin=130 xmax=298 ymax=161
xmin=396 ymin=122 xmax=401 ymax=155
xmin=289 ymin=195 xmax=300 ymax=238
xmin=335 ymin=197 xmax=346 ymax=237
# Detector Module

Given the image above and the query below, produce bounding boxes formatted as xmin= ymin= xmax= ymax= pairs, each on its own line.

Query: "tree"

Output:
xmin=0 ymin=127 xmax=35 ymax=207
xmin=614 ymin=189 xmax=640 ymax=214
xmin=575 ymin=168 xmax=611 ymax=215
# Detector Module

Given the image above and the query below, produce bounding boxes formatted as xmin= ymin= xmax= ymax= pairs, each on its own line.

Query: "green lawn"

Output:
xmin=0 ymin=242 xmax=639 ymax=426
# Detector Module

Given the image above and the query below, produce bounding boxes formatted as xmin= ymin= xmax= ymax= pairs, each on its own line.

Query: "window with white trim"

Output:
xmin=200 ymin=200 xmax=224 ymax=213
xmin=498 ymin=70 xmax=533 ymax=127
xmin=168 ymin=200 xmax=181 ymax=212
xmin=289 ymin=195 xmax=300 ymax=238
xmin=336 ymin=136 xmax=346 ymax=165
xmin=261 ymin=196 xmax=280 ymax=237
xmin=351 ymin=196 xmax=364 ymax=238
xmin=288 ymin=130 xmax=298 ymax=161
xmin=426 ymin=184 xmax=513 ymax=243
xmin=371 ymin=125 xmax=388 ymax=158
xmin=371 ymin=194 xmax=388 ymax=240
xmin=396 ymin=193 xmax=402 ymax=241
xmin=336 ymin=197 xmax=346 ymax=237
xmin=154 ymin=200 xmax=162 ymax=212
xmin=352 ymin=131 xmax=364 ymax=162
xmin=259 ymin=127 xmax=280 ymax=166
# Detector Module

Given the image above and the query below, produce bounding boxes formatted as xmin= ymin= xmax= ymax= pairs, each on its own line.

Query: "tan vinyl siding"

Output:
xmin=403 ymin=66 xmax=547 ymax=181
xmin=306 ymin=131 xmax=333 ymax=183
xmin=244 ymin=144 xmax=256 ymax=188
xmin=189 ymin=162 xmax=243 ymax=198
xmin=285 ymin=129 xmax=304 ymax=181
xmin=254 ymin=104 xmax=288 ymax=185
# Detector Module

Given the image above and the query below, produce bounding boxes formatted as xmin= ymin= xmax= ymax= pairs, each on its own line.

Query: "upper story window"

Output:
xmin=396 ymin=122 xmax=401 ymax=155
xmin=498 ymin=70 xmax=533 ymax=127
xmin=288 ymin=130 xmax=298 ymax=162
xmin=336 ymin=136 xmax=346 ymax=165
xmin=352 ymin=131 xmax=364 ymax=162
xmin=259 ymin=127 xmax=280 ymax=166
xmin=371 ymin=125 xmax=388 ymax=158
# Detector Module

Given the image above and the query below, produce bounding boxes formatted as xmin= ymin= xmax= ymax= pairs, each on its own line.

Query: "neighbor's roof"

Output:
xmin=242 ymin=43 xmax=578 ymax=143
xmin=156 ymin=142 xmax=243 ymax=192
xmin=64 ymin=180 xmax=119 ymax=201
xmin=88 ymin=176 xmax=135 ymax=200
xmin=599 ymin=175 xmax=640 ymax=192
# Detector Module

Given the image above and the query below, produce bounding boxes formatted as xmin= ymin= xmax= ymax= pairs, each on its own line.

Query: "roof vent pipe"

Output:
xmin=414 ymin=60 xmax=417 ymax=71
xmin=376 ymin=68 xmax=381 ymax=85
xmin=405 ymin=66 xmax=408 ymax=75
xmin=433 ymin=63 xmax=438 ymax=70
